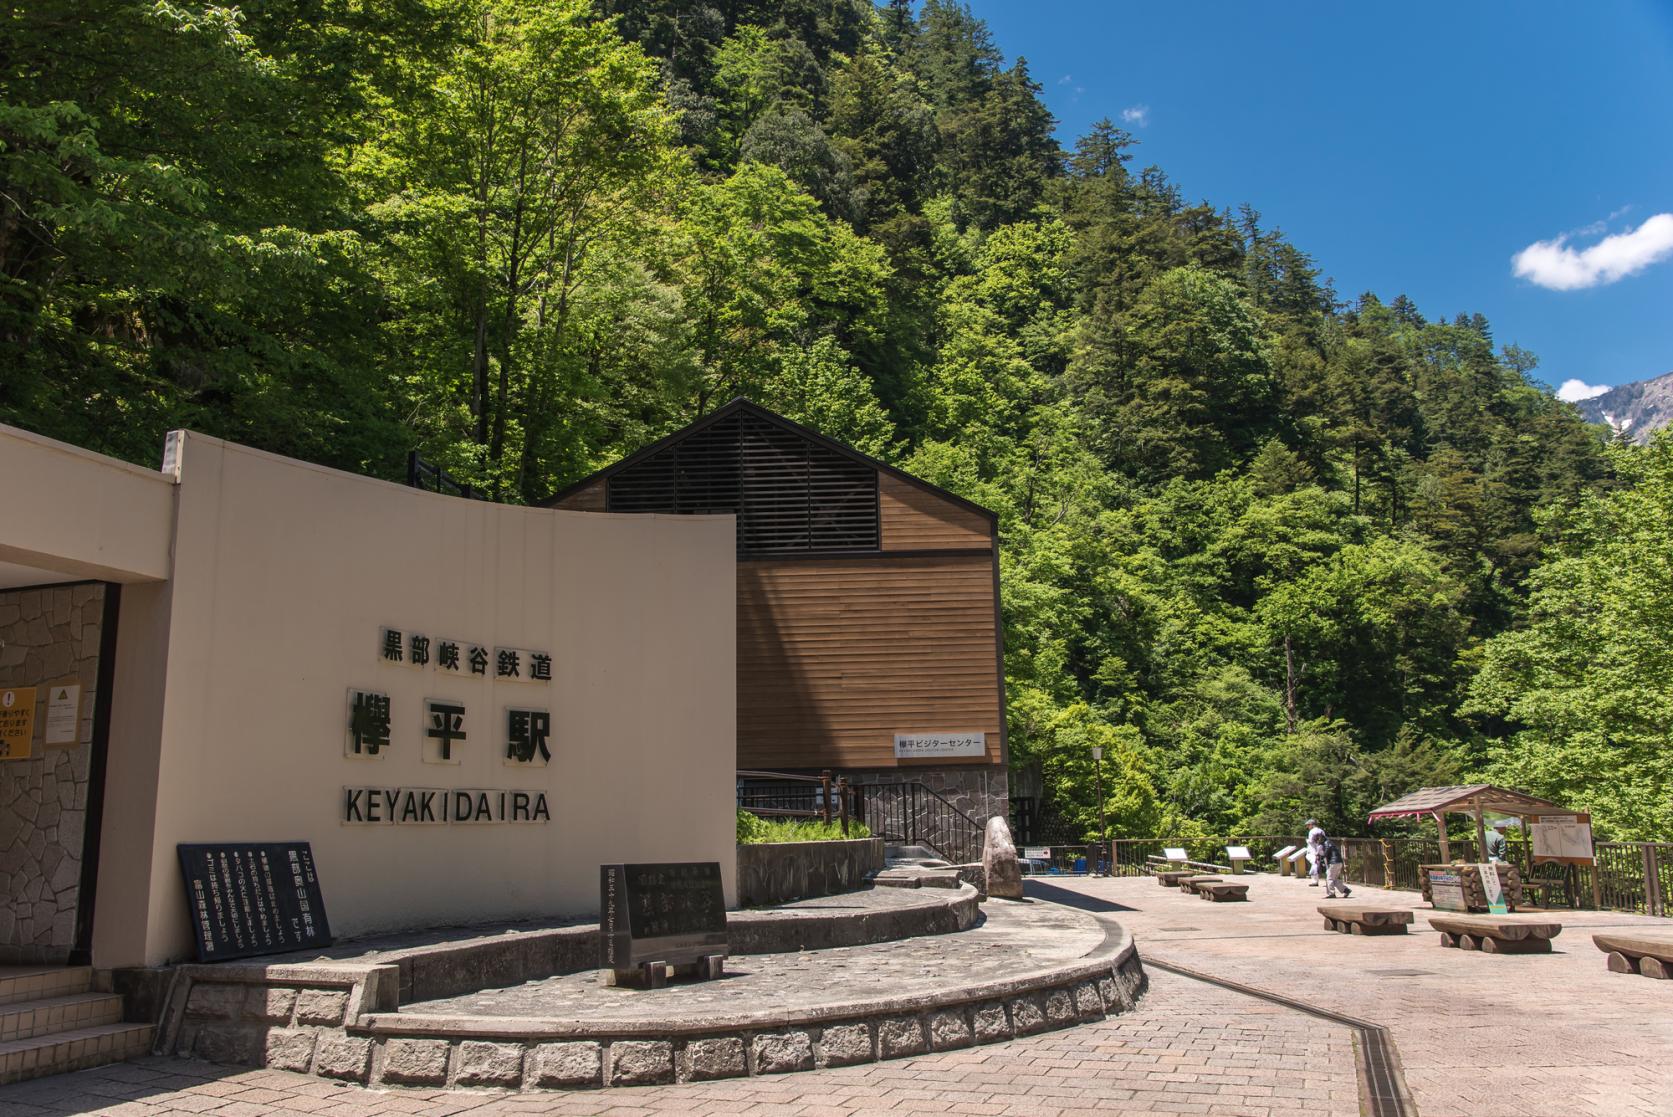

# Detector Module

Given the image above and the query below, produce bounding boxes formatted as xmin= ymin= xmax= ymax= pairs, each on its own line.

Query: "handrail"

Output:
xmin=851 ymin=782 xmax=985 ymax=865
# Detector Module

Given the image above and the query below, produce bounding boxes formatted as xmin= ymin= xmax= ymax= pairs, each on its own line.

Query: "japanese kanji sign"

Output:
xmin=177 ymin=841 xmax=331 ymax=962
xmin=0 ymin=687 xmax=36 ymax=761
xmin=378 ymin=627 xmax=551 ymax=683
xmin=600 ymin=862 xmax=728 ymax=976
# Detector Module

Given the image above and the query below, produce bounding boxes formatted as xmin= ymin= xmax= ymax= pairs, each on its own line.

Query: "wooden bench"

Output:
xmin=1179 ymin=876 xmax=1223 ymax=895
xmin=1429 ymin=914 xmax=1563 ymax=954
xmin=1197 ymin=881 xmax=1248 ymax=902
xmin=1155 ymin=869 xmax=1200 ymax=887
xmin=1318 ymin=904 xmax=1413 ymax=935
xmin=1593 ymin=932 xmax=1673 ymax=980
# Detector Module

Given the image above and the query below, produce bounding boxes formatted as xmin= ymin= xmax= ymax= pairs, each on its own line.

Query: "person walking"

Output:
xmin=1305 ymin=818 xmax=1326 ymax=886
xmin=1323 ymin=835 xmax=1352 ymax=898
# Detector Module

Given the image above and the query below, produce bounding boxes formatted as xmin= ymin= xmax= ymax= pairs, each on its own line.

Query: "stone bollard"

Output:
xmin=983 ymin=817 xmax=1024 ymax=900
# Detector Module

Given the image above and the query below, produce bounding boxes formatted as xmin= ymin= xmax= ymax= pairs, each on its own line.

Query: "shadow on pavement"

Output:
xmin=1023 ymin=879 xmax=1136 ymax=913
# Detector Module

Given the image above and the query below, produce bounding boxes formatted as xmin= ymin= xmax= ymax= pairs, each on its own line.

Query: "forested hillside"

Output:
xmin=6 ymin=1 xmax=1661 ymax=837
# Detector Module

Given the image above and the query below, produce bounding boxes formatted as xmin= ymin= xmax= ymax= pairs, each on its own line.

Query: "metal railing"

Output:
xmin=851 ymin=782 xmax=985 ymax=865
xmin=1107 ymin=835 xmax=1673 ymax=917
xmin=736 ymin=769 xmax=854 ymax=834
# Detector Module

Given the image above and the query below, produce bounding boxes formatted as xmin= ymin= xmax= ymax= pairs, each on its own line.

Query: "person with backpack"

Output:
xmin=1322 ymin=835 xmax=1352 ymax=898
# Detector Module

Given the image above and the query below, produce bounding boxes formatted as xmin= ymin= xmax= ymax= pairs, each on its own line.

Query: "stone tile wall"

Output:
xmin=0 ymin=583 xmax=105 ymax=963
xmin=852 ymin=764 xmax=1010 ymax=854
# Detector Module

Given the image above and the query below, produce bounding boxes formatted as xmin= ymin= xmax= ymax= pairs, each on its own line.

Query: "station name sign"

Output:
xmin=894 ymin=731 xmax=986 ymax=759
xmin=342 ymin=786 xmax=551 ymax=824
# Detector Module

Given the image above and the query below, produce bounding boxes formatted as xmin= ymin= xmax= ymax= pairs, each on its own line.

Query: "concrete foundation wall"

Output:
xmin=736 ymin=838 xmax=884 ymax=907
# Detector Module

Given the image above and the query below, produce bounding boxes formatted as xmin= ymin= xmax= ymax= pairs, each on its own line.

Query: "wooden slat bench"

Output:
xmin=1593 ymin=932 xmax=1673 ymax=979
xmin=1155 ymin=869 xmax=1200 ymax=887
xmin=1179 ymin=876 xmax=1223 ymax=895
xmin=1429 ymin=914 xmax=1563 ymax=954
xmin=1318 ymin=905 xmax=1413 ymax=935
xmin=1197 ymin=881 xmax=1248 ymax=902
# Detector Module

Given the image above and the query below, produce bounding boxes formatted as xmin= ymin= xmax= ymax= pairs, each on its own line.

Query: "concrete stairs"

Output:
xmin=0 ymin=966 xmax=153 ymax=1085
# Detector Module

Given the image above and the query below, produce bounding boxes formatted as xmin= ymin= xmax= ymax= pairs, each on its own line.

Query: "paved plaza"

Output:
xmin=2 ymin=873 xmax=1669 ymax=1116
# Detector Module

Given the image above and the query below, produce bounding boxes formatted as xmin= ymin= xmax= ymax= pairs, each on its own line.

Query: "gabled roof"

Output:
xmin=1367 ymin=784 xmax=1570 ymax=822
xmin=539 ymin=397 xmax=999 ymax=523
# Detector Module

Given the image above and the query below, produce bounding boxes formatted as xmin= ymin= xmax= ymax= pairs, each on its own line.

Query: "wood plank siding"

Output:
xmin=552 ymin=480 xmax=606 ymax=512
xmin=737 ymin=553 xmax=1001 ymax=770
xmin=879 ymin=473 xmax=992 ymax=551
xmin=543 ymin=403 xmax=1003 ymax=774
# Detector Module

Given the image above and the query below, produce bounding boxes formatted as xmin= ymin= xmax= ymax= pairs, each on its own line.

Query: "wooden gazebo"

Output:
xmin=1366 ymin=784 xmax=1568 ymax=861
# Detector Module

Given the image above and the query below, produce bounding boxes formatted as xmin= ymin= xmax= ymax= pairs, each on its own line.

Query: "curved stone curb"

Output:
xmin=334 ymin=925 xmax=1144 ymax=1089
xmin=151 ymin=885 xmax=982 ymax=1076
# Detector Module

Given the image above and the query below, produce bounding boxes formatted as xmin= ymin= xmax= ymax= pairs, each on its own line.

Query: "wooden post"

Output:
xmin=820 ymin=770 xmax=832 ymax=825
xmin=1472 ymin=798 xmax=1489 ymax=863
xmin=1436 ymin=812 xmax=1452 ymax=863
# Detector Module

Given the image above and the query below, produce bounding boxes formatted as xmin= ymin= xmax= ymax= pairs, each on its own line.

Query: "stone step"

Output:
xmin=0 ymin=967 xmax=91 ymax=1008
xmin=0 ymin=992 xmax=125 ymax=1042
xmin=0 ymin=1021 xmax=155 ymax=1086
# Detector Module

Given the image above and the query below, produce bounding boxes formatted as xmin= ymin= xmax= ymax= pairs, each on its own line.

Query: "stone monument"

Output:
xmin=982 ymin=816 xmax=1024 ymax=900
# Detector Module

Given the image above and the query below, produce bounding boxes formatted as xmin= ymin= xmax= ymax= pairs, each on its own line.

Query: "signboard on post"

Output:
xmin=1429 ymin=868 xmax=1468 ymax=912
xmin=0 ymin=687 xmax=36 ymax=761
xmin=1478 ymin=863 xmax=1509 ymax=915
xmin=1023 ymin=847 xmax=1051 ymax=861
xmin=600 ymin=862 xmax=728 ymax=988
xmin=177 ymin=842 xmax=332 ymax=962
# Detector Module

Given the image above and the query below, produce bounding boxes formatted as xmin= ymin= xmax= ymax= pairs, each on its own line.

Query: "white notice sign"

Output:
xmin=1023 ymin=847 xmax=1050 ymax=861
xmin=1531 ymin=815 xmax=1595 ymax=863
xmin=1227 ymin=846 xmax=1252 ymax=861
xmin=44 ymin=684 xmax=80 ymax=746
xmin=893 ymin=732 xmax=986 ymax=759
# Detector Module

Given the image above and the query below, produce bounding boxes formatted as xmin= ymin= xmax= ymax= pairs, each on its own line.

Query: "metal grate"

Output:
xmin=607 ymin=411 xmax=878 ymax=556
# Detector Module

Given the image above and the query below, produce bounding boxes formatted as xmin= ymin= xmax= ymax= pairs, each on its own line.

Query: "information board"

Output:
xmin=1226 ymin=846 xmax=1252 ymax=861
xmin=43 ymin=683 xmax=80 ymax=746
xmin=0 ymin=686 xmax=36 ymax=761
xmin=1429 ymin=868 xmax=1468 ymax=913
xmin=600 ymin=862 xmax=727 ymax=975
xmin=1162 ymin=847 xmax=1189 ymax=862
xmin=1271 ymin=844 xmax=1298 ymax=861
xmin=1023 ymin=847 xmax=1051 ymax=861
xmin=1530 ymin=813 xmax=1595 ymax=864
xmin=177 ymin=842 xmax=332 ymax=962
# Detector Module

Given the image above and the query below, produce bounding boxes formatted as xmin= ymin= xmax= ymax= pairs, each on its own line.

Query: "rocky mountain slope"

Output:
xmin=1574 ymin=371 xmax=1673 ymax=443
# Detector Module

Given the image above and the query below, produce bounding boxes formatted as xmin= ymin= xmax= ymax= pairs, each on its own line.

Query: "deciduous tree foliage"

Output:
xmin=5 ymin=0 xmax=1644 ymax=837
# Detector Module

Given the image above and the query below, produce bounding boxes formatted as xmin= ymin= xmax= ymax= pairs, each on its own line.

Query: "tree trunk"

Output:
xmin=1284 ymin=634 xmax=1297 ymax=735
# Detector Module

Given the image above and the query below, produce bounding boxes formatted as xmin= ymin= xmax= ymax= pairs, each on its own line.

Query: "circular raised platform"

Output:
xmin=352 ymin=898 xmax=1143 ymax=1088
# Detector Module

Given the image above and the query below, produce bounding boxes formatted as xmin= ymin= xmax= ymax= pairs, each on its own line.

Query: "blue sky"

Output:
xmin=966 ymin=1 xmax=1673 ymax=398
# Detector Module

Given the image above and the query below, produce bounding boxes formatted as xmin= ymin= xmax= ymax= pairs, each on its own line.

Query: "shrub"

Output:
xmin=736 ymin=809 xmax=871 ymax=843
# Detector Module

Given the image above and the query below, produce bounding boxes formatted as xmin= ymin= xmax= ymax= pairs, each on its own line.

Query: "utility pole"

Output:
xmin=1092 ymin=745 xmax=1107 ymax=876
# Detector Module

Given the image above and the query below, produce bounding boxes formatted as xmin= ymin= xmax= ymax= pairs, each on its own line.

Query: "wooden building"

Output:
xmin=543 ymin=399 xmax=1008 ymax=829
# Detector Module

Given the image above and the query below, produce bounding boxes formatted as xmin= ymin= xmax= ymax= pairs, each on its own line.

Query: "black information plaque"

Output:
xmin=600 ymin=862 xmax=727 ymax=986
xmin=177 ymin=842 xmax=332 ymax=962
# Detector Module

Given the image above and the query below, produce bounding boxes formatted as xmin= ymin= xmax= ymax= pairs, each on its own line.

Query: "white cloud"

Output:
xmin=1556 ymin=378 xmax=1610 ymax=402
xmin=1512 ymin=212 xmax=1673 ymax=290
xmin=1121 ymin=104 xmax=1150 ymax=127
xmin=1057 ymin=73 xmax=1073 ymax=85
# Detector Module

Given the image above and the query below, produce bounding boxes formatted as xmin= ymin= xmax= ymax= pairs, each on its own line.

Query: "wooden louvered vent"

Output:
xmin=606 ymin=411 xmax=879 ymax=556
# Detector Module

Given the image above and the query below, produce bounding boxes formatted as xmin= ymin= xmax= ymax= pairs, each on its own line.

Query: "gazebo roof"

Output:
xmin=1366 ymin=784 xmax=1569 ymax=822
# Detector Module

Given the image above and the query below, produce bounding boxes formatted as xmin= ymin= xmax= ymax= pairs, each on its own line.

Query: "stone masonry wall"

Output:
xmin=853 ymin=765 xmax=1009 ymax=857
xmin=0 ymin=582 xmax=105 ymax=963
